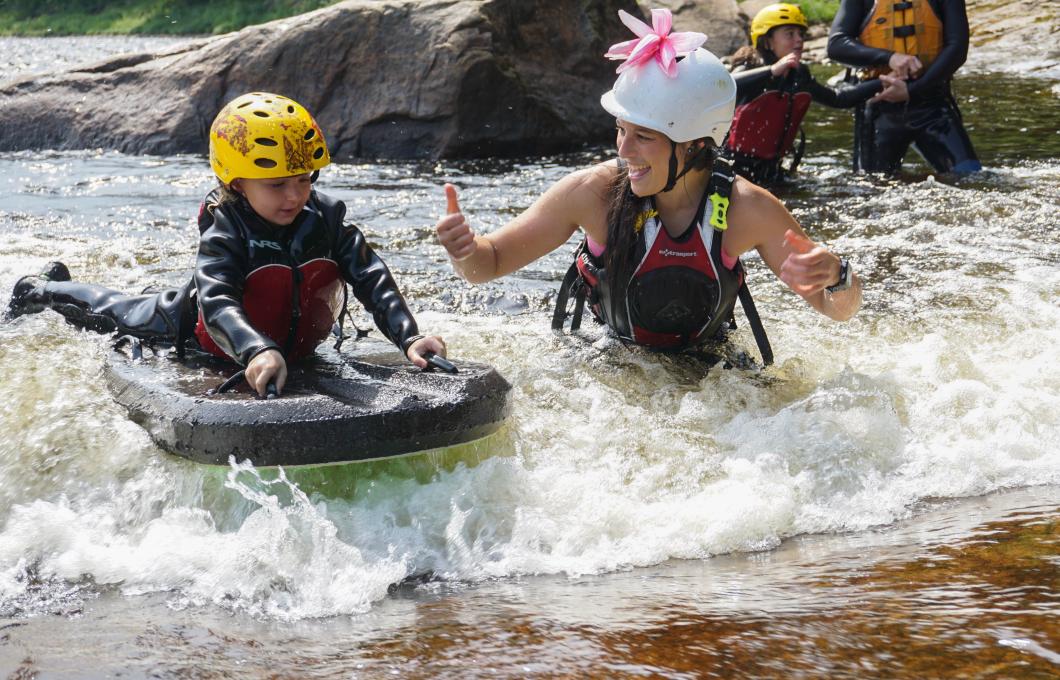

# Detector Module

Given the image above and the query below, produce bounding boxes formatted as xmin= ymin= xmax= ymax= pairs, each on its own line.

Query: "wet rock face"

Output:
xmin=0 ymin=0 xmax=640 ymax=160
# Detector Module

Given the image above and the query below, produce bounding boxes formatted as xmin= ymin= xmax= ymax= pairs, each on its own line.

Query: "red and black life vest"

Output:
xmin=728 ymin=89 xmax=812 ymax=161
xmin=552 ymin=161 xmax=773 ymax=363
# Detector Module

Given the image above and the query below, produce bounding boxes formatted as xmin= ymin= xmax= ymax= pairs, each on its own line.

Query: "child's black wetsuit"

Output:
xmin=17 ymin=189 xmax=422 ymax=363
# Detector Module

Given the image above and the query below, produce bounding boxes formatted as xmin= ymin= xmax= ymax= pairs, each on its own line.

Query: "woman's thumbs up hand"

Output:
xmin=779 ymin=229 xmax=842 ymax=296
xmin=436 ymin=183 xmax=477 ymax=262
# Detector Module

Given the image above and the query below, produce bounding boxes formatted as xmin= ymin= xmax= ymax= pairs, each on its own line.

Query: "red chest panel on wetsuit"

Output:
xmin=728 ymin=90 xmax=812 ymax=160
xmin=194 ymin=259 xmax=344 ymax=362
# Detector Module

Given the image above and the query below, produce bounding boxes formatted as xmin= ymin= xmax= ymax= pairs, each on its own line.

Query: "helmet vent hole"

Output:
xmin=255 ymin=137 xmax=278 ymax=147
xmin=304 ymin=129 xmax=316 ymax=141
xmin=288 ymin=105 xmax=295 ymax=113
xmin=253 ymin=111 xmax=270 ymax=118
xmin=312 ymin=147 xmax=325 ymax=159
xmin=254 ymin=158 xmax=278 ymax=169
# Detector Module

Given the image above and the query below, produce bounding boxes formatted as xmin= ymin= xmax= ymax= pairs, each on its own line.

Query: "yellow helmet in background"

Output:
xmin=209 ymin=92 xmax=330 ymax=184
xmin=750 ymin=3 xmax=809 ymax=49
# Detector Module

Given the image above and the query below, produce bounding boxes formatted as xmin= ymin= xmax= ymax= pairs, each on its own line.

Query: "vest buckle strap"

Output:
xmin=708 ymin=194 xmax=730 ymax=231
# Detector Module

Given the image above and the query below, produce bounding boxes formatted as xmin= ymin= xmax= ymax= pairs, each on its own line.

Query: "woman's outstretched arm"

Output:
xmin=726 ymin=178 xmax=862 ymax=321
xmin=436 ymin=164 xmax=613 ymax=283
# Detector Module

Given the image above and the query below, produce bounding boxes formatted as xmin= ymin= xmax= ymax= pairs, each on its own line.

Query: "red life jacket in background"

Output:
xmin=727 ymin=90 xmax=812 ymax=160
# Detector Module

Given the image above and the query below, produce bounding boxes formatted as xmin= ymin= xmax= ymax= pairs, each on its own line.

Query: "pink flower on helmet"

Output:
xmin=605 ymin=8 xmax=707 ymax=78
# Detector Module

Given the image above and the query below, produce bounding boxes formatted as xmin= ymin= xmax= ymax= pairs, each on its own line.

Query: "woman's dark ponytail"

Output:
xmin=602 ymin=164 xmax=639 ymax=324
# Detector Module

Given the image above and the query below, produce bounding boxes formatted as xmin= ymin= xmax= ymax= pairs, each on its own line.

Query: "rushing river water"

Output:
xmin=1 ymin=35 xmax=1059 ymax=678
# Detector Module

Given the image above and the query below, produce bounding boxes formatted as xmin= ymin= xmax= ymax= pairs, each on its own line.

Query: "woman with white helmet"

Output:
xmin=436 ymin=9 xmax=861 ymax=362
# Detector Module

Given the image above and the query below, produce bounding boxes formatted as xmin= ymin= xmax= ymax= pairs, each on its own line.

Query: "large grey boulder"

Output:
xmin=0 ymin=0 xmax=642 ymax=159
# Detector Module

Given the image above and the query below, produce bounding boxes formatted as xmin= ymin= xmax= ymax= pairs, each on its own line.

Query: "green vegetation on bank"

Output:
xmin=0 ymin=0 xmax=343 ymax=36
xmin=796 ymin=0 xmax=840 ymax=24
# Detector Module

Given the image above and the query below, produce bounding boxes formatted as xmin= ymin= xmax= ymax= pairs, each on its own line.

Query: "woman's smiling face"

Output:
xmin=615 ymin=120 xmax=678 ymax=196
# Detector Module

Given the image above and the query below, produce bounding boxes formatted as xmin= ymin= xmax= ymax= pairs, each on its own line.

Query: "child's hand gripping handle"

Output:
xmin=422 ymin=351 xmax=458 ymax=374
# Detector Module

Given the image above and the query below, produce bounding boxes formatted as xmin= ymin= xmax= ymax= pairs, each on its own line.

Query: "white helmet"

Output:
xmin=600 ymin=48 xmax=736 ymax=145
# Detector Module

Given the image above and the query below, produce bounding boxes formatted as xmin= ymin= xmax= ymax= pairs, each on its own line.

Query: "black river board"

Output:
xmin=104 ymin=341 xmax=512 ymax=467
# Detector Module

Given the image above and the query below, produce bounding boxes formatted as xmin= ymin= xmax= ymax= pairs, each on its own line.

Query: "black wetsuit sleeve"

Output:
xmin=733 ymin=65 xmax=779 ymax=103
xmin=907 ymin=0 xmax=969 ymax=99
xmin=827 ymin=0 xmax=892 ymax=68
xmin=804 ymin=70 xmax=883 ymax=107
xmin=334 ymin=221 xmax=421 ymax=354
xmin=194 ymin=214 xmax=280 ymax=366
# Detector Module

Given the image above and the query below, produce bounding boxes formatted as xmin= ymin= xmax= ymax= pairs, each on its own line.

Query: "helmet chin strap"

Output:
xmin=661 ymin=141 xmax=710 ymax=193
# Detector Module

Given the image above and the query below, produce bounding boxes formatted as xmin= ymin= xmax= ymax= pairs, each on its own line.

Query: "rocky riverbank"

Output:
xmin=0 ymin=0 xmax=639 ymax=159
xmin=775 ymin=0 xmax=1060 ymax=75
xmin=0 ymin=0 xmax=763 ymax=160
xmin=0 ymin=0 xmax=1054 ymax=160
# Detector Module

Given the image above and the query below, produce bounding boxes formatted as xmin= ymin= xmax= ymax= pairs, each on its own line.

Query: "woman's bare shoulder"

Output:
xmin=556 ymin=160 xmax=618 ymax=197
xmin=732 ymin=175 xmax=779 ymax=207
xmin=725 ymin=175 xmax=795 ymax=254
xmin=541 ymin=161 xmax=617 ymax=225
xmin=730 ymin=175 xmax=791 ymax=223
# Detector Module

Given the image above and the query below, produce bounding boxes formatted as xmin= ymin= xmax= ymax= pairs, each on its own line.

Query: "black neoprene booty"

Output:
xmin=7 ymin=276 xmax=48 ymax=318
xmin=41 ymin=262 xmax=71 ymax=283
xmin=6 ymin=262 xmax=69 ymax=319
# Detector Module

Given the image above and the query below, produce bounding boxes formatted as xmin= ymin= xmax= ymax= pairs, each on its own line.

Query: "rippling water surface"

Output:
xmin=0 ymin=35 xmax=195 ymax=81
xmin=1 ymin=36 xmax=1058 ymax=678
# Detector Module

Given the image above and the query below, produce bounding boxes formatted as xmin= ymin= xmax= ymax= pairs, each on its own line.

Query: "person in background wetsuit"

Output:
xmin=7 ymin=92 xmax=445 ymax=396
xmin=434 ymin=8 xmax=861 ymax=362
xmin=827 ymin=0 xmax=981 ymax=173
xmin=725 ymin=3 xmax=882 ymax=184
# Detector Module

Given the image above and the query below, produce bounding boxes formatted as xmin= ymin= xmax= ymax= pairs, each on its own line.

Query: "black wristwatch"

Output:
xmin=826 ymin=258 xmax=853 ymax=294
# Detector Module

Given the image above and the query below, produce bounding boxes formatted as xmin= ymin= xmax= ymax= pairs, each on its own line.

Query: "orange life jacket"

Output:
xmin=858 ymin=0 xmax=943 ymax=78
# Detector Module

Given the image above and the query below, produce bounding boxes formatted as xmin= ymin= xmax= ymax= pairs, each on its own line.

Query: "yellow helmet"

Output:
xmin=749 ymin=3 xmax=809 ymax=49
xmin=209 ymin=92 xmax=330 ymax=184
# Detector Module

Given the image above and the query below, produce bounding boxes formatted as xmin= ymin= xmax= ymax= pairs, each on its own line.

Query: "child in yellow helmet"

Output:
xmin=8 ymin=92 xmax=446 ymax=396
xmin=724 ymin=3 xmax=882 ymax=184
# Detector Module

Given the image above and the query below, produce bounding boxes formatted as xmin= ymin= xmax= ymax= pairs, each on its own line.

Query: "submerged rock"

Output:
xmin=0 ymin=0 xmax=639 ymax=159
